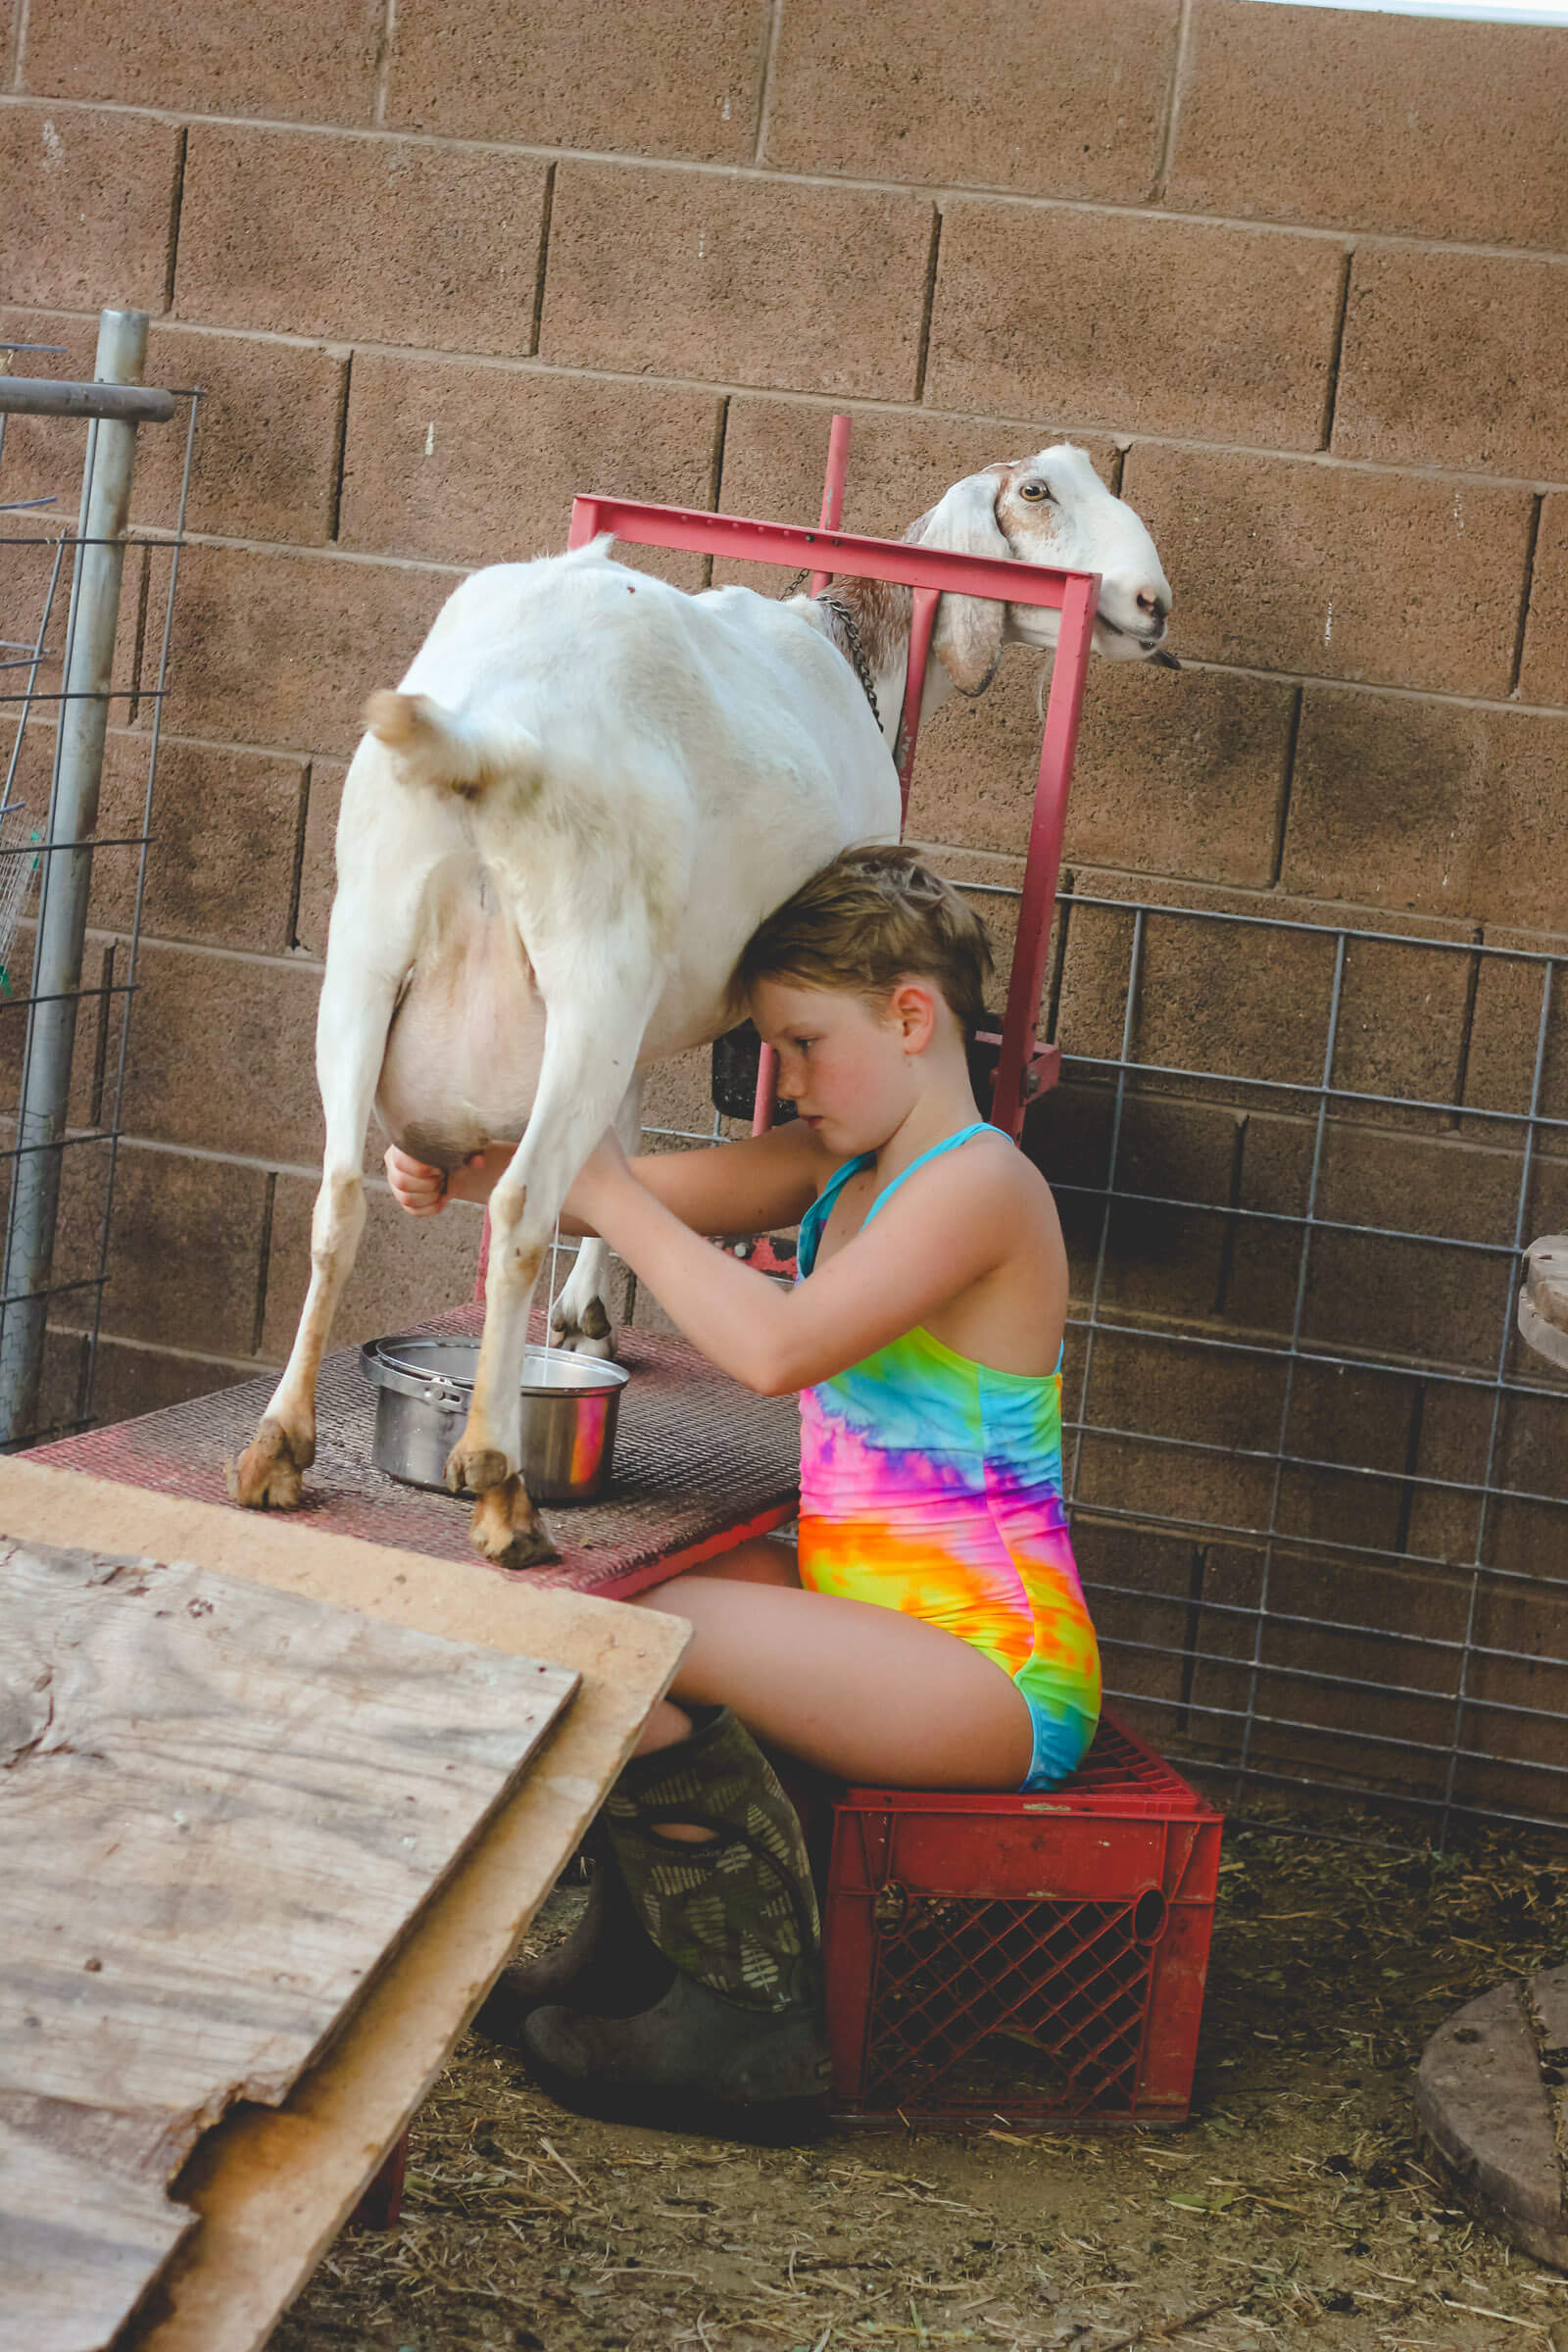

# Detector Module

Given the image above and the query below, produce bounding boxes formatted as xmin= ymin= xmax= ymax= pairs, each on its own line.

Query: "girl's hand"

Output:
xmin=384 ymin=1146 xmax=450 ymax=1217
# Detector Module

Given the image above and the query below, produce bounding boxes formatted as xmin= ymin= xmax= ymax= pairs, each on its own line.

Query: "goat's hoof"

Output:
xmin=468 ymin=1476 xmax=555 ymax=1571
xmin=225 ymin=1419 xmax=314 ymax=1510
xmin=445 ymin=1442 xmax=511 ymax=1496
xmin=549 ymin=1297 xmax=617 ymax=1360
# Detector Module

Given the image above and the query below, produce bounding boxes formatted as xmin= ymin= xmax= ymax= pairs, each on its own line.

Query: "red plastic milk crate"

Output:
xmin=824 ymin=1713 xmax=1223 ymax=2129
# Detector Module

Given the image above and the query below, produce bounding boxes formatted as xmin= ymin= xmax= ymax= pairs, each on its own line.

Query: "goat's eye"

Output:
xmin=1019 ymin=480 xmax=1051 ymax=503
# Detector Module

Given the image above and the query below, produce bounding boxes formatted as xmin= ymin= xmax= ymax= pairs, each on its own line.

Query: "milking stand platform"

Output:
xmin=36 ymin=1303 xmax=803 ymax=1598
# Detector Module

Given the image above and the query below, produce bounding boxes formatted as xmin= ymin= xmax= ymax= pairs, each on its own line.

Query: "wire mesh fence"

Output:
xmin=0 ymin=316 xmax=196 ymax=1448
xmin=1016 ymin=881 xmax=1564 ymax=1844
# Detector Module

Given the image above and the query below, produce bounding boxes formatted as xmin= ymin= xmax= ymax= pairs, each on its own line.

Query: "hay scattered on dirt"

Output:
xmin=272 ymin=1799 xmax=1568 ymax=2352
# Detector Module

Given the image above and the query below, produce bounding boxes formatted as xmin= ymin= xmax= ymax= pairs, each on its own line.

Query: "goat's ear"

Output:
xmin=909 ymin=470 xmax=1009 ymax=696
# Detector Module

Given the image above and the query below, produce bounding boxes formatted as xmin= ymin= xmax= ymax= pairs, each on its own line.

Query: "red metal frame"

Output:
xmin=566 ymin=437 xmax=1098 ymax=1143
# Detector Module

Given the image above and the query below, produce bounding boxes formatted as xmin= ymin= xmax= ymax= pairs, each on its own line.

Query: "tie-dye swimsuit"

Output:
xmin=795 ymin=1123 xmax=1101 ymax=1791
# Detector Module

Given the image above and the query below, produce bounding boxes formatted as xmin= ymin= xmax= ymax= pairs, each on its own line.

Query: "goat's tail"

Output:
xmin=364 ymin=690 xmax=541 ymax=801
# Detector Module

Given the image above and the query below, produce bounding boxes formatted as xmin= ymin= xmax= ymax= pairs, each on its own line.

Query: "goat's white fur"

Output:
xmin=228 ymin=446 xmax=1172 ymax=1569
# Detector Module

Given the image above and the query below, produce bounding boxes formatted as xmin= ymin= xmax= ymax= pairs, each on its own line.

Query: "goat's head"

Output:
xmin=906 ymin=444 xmax=1176 ymax=693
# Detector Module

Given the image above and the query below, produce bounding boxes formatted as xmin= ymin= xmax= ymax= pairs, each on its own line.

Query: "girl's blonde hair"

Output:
xmin=737 ymin=844 xmax=994 ymax=1037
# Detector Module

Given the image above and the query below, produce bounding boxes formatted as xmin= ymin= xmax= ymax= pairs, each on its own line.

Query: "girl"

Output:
xmin=385 ymin=846 xmax=1101 ymax=2134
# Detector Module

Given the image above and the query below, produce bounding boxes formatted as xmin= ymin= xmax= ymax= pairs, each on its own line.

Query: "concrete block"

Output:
xmin=1073 ymin=1323 xmax=1288 ymax=1533
xmin=86 ymin=1336 xmax=260 ymax=1423
xmin=153 ymin=544 xmax=454 ymax=760
xmin=99 ymin=735 xmax=307 ymax=956
xmin=55 ymin=1141 xmax=270 ymax=1356
xmin=1402 ymin=1376 xmax=1503 ymax=1571
xmin=260 ymin=1170 xmax=484 ymax=1358
xmin=1068 ymin=1517 xmax=1200 ymax=1735
xmin=0 ymin=309 xmax=347 ymax=546
xmin=1461 ymin=924 xmax=1568 ymax=1158
xmin=1334 ymin=247 xmax=1568 ymax=479
xmin=1284 ymin=689 xmax=1568 ymax=933
xmin=539 ymin=165 xmax=934 ymax=401
xmin=5 ymin=725 xmax=307 ymax=956
xmin=173 ymin=125 xmax=551 ymax=358
xmin=1180 ymin=1540 xmax=1266 ymax=1754
xmin=1415 ymin=1981 xmax=1567 ymax=2269
xmin=1121 ymin=442 xmax=1533 ymax=699
xmin=927 ymin=203 xmax=1346 ymax=450
xmin=1055 ymin=872 xmax=1475 ymax=1129
xmin=1467 ymin=1586 xmax=1568 ymax=1772
xmin=294 ymin=760 xmax=347 ymax=958
xmin=384 ymin=0 xmax=767 ymax=161
xmin=1299 ymin=1123 xmax=1527 ymax=1372
xmin=122 ymin=941 xmax=324 ymax=1164
xmin=1274 ymin=1357 xmax=1421 ymax=1556
xmin=1519 ymin=495 xmax=1568 ymax=710
xmin=1189 ymin=1543 xmax=1463 ymax=1787
xmin=338 ymin=355 xmax=718 ymax=577
xmin=639 ymin=1046 xmax=722 ymax=1144
xmin=0 ymin=105 xmax=182 ymax=314
xmin=21 ymin=0 xmax=381 ymax=122
xmin=146 ymin=327 xmax=348 ymax=546
xmin=907 ymin=844 xmax=1057 ymax=1042
xmin=1169 ymin=1 xmax=1568 ymax=250
xmin=764 ymin=0 xmax=1178 ymax=203
xmin=905 ymin=656 xmax=1294 ymax=886
xmin=1041 ymin=1085 xmax=1244 ymax=1325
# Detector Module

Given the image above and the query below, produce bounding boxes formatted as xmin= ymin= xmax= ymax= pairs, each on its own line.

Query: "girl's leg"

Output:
xmin=631 ymin=1573 xmax=1034 ymax=1791
xmin=675 ymin=1535 xmax=802 ymax=1590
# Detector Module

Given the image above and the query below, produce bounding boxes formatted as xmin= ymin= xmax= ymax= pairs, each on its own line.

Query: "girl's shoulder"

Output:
xmin=884 ymin=1125 xmax=1055 ymax=1237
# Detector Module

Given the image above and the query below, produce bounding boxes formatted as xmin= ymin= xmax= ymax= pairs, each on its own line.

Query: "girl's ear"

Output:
xmin=889 ymin=981 xmax=939 ymax=1054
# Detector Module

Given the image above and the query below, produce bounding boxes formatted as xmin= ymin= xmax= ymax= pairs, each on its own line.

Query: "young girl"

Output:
xmin=385 ymin=846 xmax=1101 ymax=2133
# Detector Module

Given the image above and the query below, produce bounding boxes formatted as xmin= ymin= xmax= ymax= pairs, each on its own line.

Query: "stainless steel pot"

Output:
xmin=359 ymin=1335 xmax=628 ymax=1502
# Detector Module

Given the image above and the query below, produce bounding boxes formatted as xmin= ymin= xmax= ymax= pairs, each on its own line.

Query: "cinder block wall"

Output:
xmin=3 ymin=2 xmax=1566 ymax=1803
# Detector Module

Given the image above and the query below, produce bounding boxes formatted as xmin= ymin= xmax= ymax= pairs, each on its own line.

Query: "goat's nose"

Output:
xmin=1136 ymin=587 xmax=1169 ymax=624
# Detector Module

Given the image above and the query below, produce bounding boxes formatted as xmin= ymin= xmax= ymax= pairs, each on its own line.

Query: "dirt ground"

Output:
xmin=272 ymin=1798 xmax=1567 ymax=2352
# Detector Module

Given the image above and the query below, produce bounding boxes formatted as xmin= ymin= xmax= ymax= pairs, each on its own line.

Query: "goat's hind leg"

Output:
xmin=451 ymin=966 xmax=658 ymax=1570
xmin=226 ymin=955 xmax=398 ymax=1511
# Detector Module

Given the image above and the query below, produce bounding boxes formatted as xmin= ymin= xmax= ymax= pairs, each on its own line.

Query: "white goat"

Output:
xmin=227 ymin=445 xmax=1173 ymax=1570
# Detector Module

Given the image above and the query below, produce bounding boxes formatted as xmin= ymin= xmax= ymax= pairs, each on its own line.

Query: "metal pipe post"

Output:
xmin=752 ymin=413 xmax=854 ymax=1137
xmin=0 ymin=309 xmax=151 ymax=1444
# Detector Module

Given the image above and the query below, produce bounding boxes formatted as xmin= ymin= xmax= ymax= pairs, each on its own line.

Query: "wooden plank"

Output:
xmin=2 ymin=1540 xmax=576 ymax=2127
xmin=1 ymin=1520 xmax=582 ymax=2352
xmin=0 ymin=1461 xmax=687 ymax=2352
xmin=0 ymin=2108 xmax=196 ymax=2352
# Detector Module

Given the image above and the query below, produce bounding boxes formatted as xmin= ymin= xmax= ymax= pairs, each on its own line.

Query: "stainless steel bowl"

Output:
xmin=359 ymin=1335 xmax=628 ymax=1502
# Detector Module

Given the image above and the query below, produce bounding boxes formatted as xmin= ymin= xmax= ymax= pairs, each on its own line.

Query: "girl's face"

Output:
xmin=751 ymin=976 xmax=931 ymax=1154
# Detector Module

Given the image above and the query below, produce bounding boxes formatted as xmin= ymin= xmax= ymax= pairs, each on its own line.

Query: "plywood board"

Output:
xmin=0 ymin=2099 xmax=197 ymax=2352
xmin=0 ymin=1460 xmax=687 ymax=2352
xmin=1 ymin=1524 xmax=580 ymax=2352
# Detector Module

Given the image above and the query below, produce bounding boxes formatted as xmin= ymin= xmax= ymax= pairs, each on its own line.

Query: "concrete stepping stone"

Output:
xmin=1414 ymin=1965 xmax=1568 ymax=2270
xmin=1519 ymin=1236 xmax=1568 ymax=1369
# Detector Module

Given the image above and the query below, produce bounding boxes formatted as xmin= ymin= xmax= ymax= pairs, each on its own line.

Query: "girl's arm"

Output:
xmin=569 ymin=1131 xmax=1028 ymax=1396
xmin=386 ymin=1120 xmax=831 ymax=1239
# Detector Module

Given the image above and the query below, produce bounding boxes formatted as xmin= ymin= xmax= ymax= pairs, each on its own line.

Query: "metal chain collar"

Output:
xmin=780 ymin=568 xmax=883 ymax=737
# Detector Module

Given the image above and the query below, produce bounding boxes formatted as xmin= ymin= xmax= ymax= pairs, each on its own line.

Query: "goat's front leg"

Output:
xmin=226 ymin=956 xmax=398 ymax=1511
xmin=447 ymin=968 xmax=656 ymax=1570
xmin=550 ymin=1075 xmax=644 ymax=1358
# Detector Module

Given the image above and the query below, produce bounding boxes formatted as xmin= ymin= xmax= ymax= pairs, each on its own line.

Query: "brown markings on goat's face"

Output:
xmin=992 ymin=461 xmax=1066 ymax=564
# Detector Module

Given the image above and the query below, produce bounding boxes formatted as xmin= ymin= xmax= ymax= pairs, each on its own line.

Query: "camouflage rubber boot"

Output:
xmin=472 ymin=1825 xmax=672 ymax=2048
xmin=521 ymin=1707 xmax=830 ymax=2139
